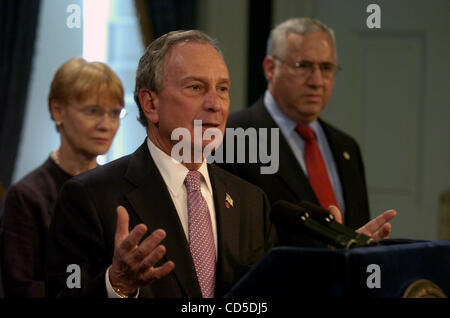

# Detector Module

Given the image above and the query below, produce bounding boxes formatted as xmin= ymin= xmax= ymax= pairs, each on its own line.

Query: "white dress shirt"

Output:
xmin=106 ymin=138 xmax=218 ymax=298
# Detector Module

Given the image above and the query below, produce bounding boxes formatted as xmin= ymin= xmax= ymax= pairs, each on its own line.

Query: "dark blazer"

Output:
xmin=0 ymin=158 xmax=72 ymax=298
xmin=220 ymin=98 xmax=370 ymax=246
xmin=46 ymin=140 xmax=275 ymax=298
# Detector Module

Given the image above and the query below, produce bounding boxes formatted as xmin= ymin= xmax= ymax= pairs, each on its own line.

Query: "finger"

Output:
xmin=358 ymin=209 xmax=396 ymax=235
xmin=115 ymin=206 xmax=130 ymax=247
xmin=355 ymin=226 xmax=370 ymax=237
xmin=132 ymin=229 xmax=167 ymax=262
xmin=141 ymin=261 xmax=175 ymax=284
xmin=372 ymin=223 xmax=392 ymax=242
xmin=381 ymin=209 xmax=396 ymax=223
xmin=139 ymin=244 xmax=167 ymax=271
xmin=328 ymin=205 xmax=343 ymax=224
xmin=119 ymin=223 xmax=148 ymax=252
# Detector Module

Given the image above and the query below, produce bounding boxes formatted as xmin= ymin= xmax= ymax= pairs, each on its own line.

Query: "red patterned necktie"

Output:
xmin=184 ymin=171 xmax=216 ymax=298
xmin=296 ymin=125 xmax=341 ymax=215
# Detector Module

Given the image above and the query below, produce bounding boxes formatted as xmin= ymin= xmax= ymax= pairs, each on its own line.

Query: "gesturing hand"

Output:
xmin=109 ymin=206 xmax=175 ymax=296
xmin=329 ymin=206 xmax=396 ymax=242
xmin=356 ymin=209 xmax=396 ymax=242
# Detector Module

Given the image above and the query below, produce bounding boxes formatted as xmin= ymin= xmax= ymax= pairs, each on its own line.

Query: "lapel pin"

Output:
xmin=225 ymin=193 xmax=234 ymax=208
xmin=343 ymin=151 xmax=350 ymax=160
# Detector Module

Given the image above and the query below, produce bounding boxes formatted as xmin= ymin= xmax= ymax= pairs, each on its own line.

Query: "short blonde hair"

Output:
xmin=48 ymin=57 xmax=124 ymax=123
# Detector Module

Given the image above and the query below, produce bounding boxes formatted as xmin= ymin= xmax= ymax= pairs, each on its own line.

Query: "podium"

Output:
xmin=226 ymin=239 xmax=450 ymax=298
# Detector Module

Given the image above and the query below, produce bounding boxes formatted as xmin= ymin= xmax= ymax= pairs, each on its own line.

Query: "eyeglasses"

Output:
xmin=70 ymin=104 xmax=127 ymax=121
xmin=273 ymin=56 xmax=342 ymax=78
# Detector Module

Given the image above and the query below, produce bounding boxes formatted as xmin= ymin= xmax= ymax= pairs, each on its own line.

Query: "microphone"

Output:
xmin=298 ymin=201 xmax=379 ymax=247
xmin=271 ymin=201 xmax=359 ymax=249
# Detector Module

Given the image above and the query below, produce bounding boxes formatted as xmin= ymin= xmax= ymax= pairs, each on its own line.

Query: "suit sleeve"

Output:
xmin=46 ymin=180 xmax=111 ymax=298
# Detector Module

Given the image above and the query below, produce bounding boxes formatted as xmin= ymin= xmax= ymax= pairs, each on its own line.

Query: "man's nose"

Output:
xmin=306 ymin=65 xmax=324 ymax=87
xmin=204 ymin=89 xmax=221 ymax=111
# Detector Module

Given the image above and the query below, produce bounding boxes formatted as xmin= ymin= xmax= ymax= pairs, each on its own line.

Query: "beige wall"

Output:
xmin=196 ymin=0 xmax=450 ymax=240
xmin=197 ymin=0 xmax=249 ymax=111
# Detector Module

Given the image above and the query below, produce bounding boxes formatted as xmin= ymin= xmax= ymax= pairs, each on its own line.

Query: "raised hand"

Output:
xmin=109 ymin=206 xmax=175 ymax=296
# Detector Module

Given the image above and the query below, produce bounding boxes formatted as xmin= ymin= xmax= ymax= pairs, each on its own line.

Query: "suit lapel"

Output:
xmin=319 ymin=120 xmax=354 ymax=220
xmin=207 ymin=165 xmax=240 ymax=279
xmin=252 ymin=101 xmax=318 ymax=204
xmin=123 ymin=142 xmax=202 ymax=297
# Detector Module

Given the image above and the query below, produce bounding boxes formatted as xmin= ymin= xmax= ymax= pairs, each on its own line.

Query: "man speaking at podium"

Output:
xmin=46 ymin=30 xmax=275 ymax=298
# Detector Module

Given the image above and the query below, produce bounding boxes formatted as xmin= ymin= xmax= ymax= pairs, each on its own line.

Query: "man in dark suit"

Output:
xmin=222 ymin=18 xmax=377 ymax=246
xmin=46 ymin=30 xmax=275 ymax=298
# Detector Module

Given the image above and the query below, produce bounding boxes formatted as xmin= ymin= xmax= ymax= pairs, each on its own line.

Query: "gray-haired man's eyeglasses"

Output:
xmin=273 ymin=56 xmax=342 ymax=78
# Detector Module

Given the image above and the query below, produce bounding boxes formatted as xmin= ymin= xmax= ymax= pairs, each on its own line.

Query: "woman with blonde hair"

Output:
xmin=0 ymin=57 xmax=125 ymax=298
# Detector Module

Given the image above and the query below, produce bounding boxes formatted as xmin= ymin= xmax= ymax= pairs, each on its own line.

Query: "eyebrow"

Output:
xmin=296 ymin=59 xmax=335 ymax=64
xmin=181 ymin=76 xmax=231 ymax=85
xmin=80 ymin=104 xmax=122 ymax=109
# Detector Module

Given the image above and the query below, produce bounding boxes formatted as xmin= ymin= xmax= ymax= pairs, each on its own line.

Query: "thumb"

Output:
xmin=328 ymin=205 xmax=343 ymax=224
xmin=115 ymin=205 xmax=130 ymax=247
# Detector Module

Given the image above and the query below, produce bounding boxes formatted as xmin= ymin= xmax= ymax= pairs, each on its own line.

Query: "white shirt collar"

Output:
xmin=146 ymin=138 xmax=213 ymax=197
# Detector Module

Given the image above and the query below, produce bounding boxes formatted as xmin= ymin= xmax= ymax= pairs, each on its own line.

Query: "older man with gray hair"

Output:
xmin=223 ymin=17 xmax=395 ymax=247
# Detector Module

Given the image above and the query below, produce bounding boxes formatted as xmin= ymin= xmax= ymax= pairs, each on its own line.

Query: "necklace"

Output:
xmin=50 ymin=149 xmax=61 ymax=166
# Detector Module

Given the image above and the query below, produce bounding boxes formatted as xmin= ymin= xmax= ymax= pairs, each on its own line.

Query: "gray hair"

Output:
xmin=134 ymin=30 xmax=221 ymax=127
xmin=268 ymin=17 xmax=336 ymax=59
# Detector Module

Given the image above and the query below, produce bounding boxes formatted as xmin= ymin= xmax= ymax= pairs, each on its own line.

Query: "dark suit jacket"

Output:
xmin=46 ymin=140 xmax=275 ymax=298
xmin=220 ymin=98 xmax=370 ymax=246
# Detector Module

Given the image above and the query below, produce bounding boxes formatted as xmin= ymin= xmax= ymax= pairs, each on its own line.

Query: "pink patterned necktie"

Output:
xmin=184 ymin=170 xmax=216 ymax=298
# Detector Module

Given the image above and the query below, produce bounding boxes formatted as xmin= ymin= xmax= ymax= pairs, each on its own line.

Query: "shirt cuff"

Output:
xmin=105 ymin=266 xmax=140 ymax=298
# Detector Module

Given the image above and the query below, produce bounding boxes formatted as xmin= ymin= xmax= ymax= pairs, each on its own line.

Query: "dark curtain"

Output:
xmin=0 ymin=0 xmax=41 ymax=189
xmin=246 ymin=0 xmax=272 ymax=106
xmin=135 ymin=0 xmax=197 ymax=47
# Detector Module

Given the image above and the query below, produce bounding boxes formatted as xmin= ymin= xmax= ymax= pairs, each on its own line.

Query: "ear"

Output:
xmin=50 ymin=99 xmax=64 ymax=122
xmin=139 ymin=88 xmax=160 ymax=124
xmin=262 ymin=56 xmax=276 ymax=83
